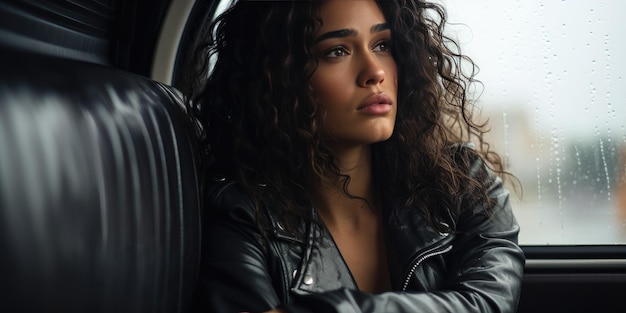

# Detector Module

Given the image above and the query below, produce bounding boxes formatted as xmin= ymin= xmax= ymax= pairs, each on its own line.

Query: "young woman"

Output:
xmin=184 ymin=0 xmax=525 ymax=312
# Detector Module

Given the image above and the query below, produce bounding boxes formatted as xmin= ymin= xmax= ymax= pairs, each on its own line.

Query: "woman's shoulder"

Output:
xmin=204 ymin=176 xmax=258 ymax=221
xmin=449 ymin=142 xmax=491 ymax=180
xmin=450 ymin=143 xmax=515 ymax=223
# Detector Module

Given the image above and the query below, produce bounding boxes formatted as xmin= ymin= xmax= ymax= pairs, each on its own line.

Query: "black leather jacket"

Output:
xmin=190 ymin=155 xmax=525 ymax=313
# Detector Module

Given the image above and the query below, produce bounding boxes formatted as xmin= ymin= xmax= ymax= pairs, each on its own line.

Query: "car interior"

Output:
xmin=0 ymin=0 xmax=624 ymax=312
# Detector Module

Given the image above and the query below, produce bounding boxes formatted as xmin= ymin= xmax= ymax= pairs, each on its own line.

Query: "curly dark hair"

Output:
xmin=182 ymin=0 xmax=509 ymax=235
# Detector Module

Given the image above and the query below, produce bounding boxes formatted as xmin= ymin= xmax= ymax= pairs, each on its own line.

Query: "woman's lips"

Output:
xmin=358 ymin=93 xmax=393 ymax=115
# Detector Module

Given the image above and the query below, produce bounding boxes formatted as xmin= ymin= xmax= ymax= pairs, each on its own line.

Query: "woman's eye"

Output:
xmin=324 ymin=47 xmax=348 ymax=58
xmin=373 ymin=41 xmax=390 ymax=52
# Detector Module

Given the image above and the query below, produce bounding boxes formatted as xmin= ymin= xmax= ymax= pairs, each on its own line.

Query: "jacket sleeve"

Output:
xmin=189 ymin=182 xmax=283 ymax=313
xmin=281 ymin=162 xmax=525 ymax=313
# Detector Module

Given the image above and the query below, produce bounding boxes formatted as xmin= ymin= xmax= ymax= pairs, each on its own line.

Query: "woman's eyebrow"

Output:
xmin=315 ymin=28 xmax=357 ymax=43
xmin=371 ymin=23 xmax=390 ymax=34
xmin=314 ymin=23 xmax=390 ymax=43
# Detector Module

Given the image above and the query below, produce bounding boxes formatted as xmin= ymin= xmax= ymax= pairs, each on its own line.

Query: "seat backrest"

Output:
xmin=0 ymin=47 xmax=202 ymax=312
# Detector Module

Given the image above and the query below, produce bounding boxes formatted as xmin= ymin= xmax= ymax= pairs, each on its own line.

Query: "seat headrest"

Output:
xmin=0 ymin=49 xmax=201 ymax=313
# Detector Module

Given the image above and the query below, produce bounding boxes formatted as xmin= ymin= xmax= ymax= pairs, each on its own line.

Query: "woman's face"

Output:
xmin=310 ymin=0 xmax=397 ymax=151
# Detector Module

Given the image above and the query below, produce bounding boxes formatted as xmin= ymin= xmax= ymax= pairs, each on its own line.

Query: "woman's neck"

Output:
xmin=313 ymin=145 xmax=378 ymax=227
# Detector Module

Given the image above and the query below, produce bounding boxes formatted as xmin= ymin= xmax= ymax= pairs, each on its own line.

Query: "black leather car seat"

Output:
xmin=0 ymin=37 xmax=201 ymax=313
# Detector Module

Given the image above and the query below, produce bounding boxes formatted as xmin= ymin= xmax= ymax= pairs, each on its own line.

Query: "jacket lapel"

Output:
xmin=290 ymin=217 xmax=358 ymax=295
xmin=268 ymin=208 xmax=358 ymax=296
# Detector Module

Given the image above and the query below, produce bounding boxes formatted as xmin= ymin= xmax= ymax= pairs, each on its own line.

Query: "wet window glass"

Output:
xmin=444 ymin=0 xmax=626 ymax=244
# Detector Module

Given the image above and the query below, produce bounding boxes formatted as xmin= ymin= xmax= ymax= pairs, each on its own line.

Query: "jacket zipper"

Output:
xmin=401 ymin=244 xmax=453 ymax=291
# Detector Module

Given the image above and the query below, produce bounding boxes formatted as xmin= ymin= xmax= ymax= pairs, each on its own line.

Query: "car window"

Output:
xmin=443 ymin=0 xmax=626 ymax=245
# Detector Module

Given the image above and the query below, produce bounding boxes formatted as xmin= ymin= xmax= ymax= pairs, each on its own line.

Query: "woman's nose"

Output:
xmin=357 ymin=52 xmax=385 ymax=87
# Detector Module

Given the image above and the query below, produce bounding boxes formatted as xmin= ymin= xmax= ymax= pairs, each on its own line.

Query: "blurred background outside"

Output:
xmin=443 ymin=0 xmax=626 ymax=245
